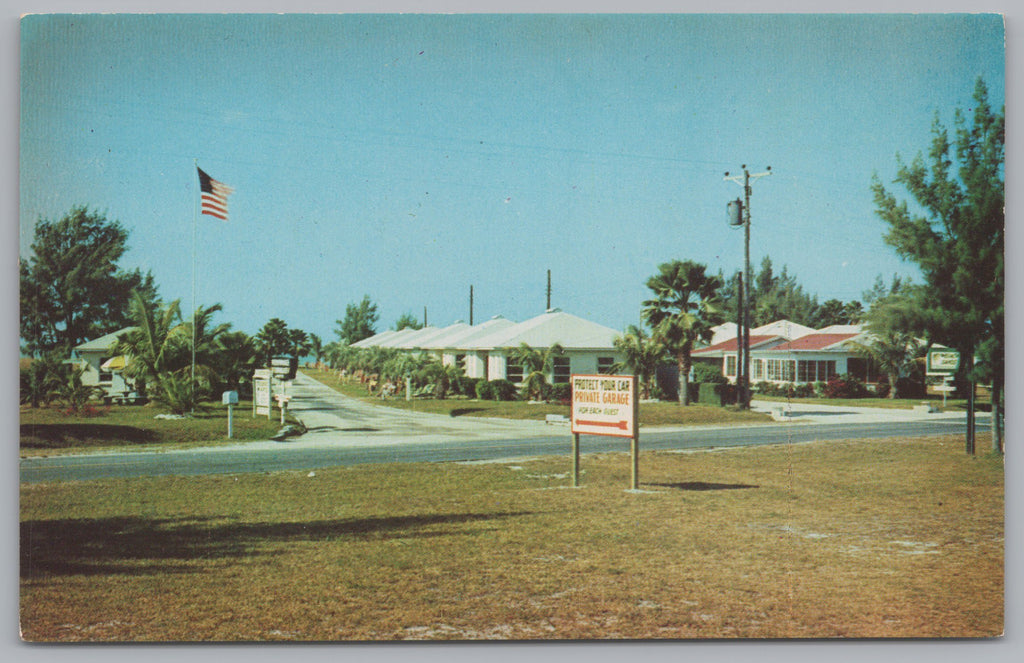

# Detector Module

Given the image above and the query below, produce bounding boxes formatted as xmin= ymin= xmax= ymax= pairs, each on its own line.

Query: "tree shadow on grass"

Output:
xmin=450 ymin=408 xmax=487 ymax=417
xmin=646 ymin=482 xmax=759 ymax=491
xmin=20 ymin=423 xmax=160 ymax=449
xmin=20 ymin=511 xmax=533 ymax=578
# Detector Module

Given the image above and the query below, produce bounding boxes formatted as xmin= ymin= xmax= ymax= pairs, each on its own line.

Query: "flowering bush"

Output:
xmin=823 ymin=374 xmax=870 ymax=399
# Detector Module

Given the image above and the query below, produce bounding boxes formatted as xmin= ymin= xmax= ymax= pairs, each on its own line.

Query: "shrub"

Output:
xmin=475 ymin=380 xmax=494 ymax=400
xmin=823 ymin=374 xmax=870 ymax=399
xmin=698 ymin=382 xmax=737 ymax=406
xmin=692 ymin=363 xmax=727 ymax=385
xmin=874 ymin=380 xmax=891 ymax=398
xmin=460 ymin=377 xmax=482 ymax=398
xmin=545 ymin=382 xmax=572 ymax=403
xmin=793 ymin=382 xmax=816 ymax=398
xmin=488 ymin=379 xmax=518 ymax=401
xmin=895 ymin=376 xmax=927 ymax=399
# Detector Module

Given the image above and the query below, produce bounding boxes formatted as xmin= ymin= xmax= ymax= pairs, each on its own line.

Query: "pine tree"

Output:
xmin=871 ymin=78 xmax=1004 ymax=454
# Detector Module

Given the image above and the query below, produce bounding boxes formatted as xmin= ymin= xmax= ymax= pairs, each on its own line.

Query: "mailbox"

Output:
xmin=222 ymin=390 xmax=239 ymax=405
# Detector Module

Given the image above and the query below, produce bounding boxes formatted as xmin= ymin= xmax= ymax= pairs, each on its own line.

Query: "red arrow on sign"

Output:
xmin=575 ymin=419 xmax=629 ymax=430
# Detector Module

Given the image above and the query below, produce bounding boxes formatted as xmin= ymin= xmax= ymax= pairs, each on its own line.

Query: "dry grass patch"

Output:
xmin=20 ymin=402 xmax=291 ymax=456
xmin=20 ymin=433 xmax=1002 ymax=641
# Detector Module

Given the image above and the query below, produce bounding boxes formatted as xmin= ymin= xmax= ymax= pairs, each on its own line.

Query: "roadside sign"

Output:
xmin=571 ymin=374 xmax=637 ymax=438
xmin=927 ymin=349 xmax=960 ymax=376
xmin=253 ymin=368 xmax=271 ymax=417
xmin=570 ymin=374 xmax=640 ymax=491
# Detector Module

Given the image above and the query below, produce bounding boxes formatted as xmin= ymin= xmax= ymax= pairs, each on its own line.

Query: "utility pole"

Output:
xmin=546 ymin=269 xmax=552 ymax=310
xmin=725 ymin=165 xmax=771 ymax=409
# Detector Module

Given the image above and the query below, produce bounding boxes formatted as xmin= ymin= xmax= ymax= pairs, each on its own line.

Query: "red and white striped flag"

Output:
xmin=197 ymin=167 xmax=234 ymax=221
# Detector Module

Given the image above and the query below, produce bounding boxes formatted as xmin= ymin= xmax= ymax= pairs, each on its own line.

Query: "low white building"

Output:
xmin=692 ymin=320 xmax=874 ymax=384
xmin=69 ymin=328 xmax=136 ymax=399
xmin=353 ymin=309 xmax=624 ymax=385
xmin=461 ymin=309 xmax=623 ymax=383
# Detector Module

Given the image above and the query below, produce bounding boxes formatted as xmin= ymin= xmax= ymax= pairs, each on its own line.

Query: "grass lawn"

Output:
xmin=19 ymin=400 xmax=292 ymax=456
xmin=753 ymin=395 xmax=983 ymax=412
xmin=20 ymin=433 xmax=1003 ymax=641
xmin=304 ymin=370 xmax=774 ymax=427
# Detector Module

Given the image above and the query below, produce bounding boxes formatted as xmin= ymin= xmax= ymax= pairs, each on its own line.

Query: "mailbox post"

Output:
xmin=274 ymin=393 xmax=291 ymax=425
xmin=222 ymin=390 xmax=239 ymax=438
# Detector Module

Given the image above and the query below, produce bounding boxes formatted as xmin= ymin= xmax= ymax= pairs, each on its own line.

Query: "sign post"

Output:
xmin=253 ymin=369 xmax=271 ymax=419
xmin=222 ymin=390 xmax=238 ymax=438
xmin=571 ymin=374 xmax=639 ymax=490
xmin=927 ymin=349 xmax=961 ymax=409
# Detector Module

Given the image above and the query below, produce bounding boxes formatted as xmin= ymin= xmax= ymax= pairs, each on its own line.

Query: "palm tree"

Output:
xmin=213 ymin=330 xmax=257 ymax=393
xmin=308 ymin=334 xmax=324 ymax=366
xmin=255 ymin=318 xmax=290 ymax=367
xmin=847 ymin=328 xmax=922 ymax=399
xmin=114 ymin=290 xmax=187 ymax=398
xmin=510 ymin=342 xmax=565 ymax=401
xmin=20 ymin=352 xmax=63 ymax=408
xmin=186 ymin=303 xmax=231 ymax=374
xmin=643 ymin=260 xmax=725 ymax=405
xmin=610 ymin=325 xmax=665 ymax=400
xmin=288 ymin=328 xmax=310 ymax=361
xmin=54 ymin=364 xmax=104 ymax=413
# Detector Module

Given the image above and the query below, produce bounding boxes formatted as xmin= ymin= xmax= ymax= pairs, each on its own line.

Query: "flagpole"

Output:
xmin=192 ymin=159 xmax=198 ymax=414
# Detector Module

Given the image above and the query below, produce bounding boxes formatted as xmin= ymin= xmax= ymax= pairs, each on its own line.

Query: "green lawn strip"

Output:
xmin=20 ymin=433 xmax=1003 ymax=641
xmin=752 ymin=395 xmax=973 ymax=411
xmin=303 ymin=370 xmax=774 ymax=427
xmin=19 ymin=400 xmax=292 ymax=456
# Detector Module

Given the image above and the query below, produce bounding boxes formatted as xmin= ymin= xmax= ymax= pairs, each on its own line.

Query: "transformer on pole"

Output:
xmin=724 ymin=165 xmax=771 ymax=409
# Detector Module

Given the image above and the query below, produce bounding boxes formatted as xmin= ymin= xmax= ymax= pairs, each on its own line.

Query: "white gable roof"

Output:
xmin=374 ymin=327 xmax=437 ymax=348
xmin=350 ymin=329 xmax=401 ymax=348
xmin=816 ymin=324 xmax=865 ymax=335
xmin=465 ymin=309 xmax=620 ymax=351
xmin=73 ymin=328 xmax=134 ymax=354
xmin=709 ymin=322 xmax=738 ymax=345
xmin=751 ymin=319 xmax=816 ymax=340
xmin=390 ymin=322 xmax=470 ymax=349
xmin=420 ymin=316 xmax=516 ymax=350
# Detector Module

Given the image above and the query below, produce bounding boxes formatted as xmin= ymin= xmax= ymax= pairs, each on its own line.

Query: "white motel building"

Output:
xmin=351 ymin=308 xmax=625 ymax=382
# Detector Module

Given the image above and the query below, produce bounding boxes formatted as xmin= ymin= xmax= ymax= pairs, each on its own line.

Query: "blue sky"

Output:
xmin=19 ymin=12 xmax=1005 ymax=341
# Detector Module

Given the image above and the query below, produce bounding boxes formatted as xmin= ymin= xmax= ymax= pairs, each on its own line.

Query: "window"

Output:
xmin=752 ymin=359 xmax=763 ymax=380
xmin=847 ymin=357 xmax=878 ymax=383
xmin=797 ymin=360 xmax=838 ymax=383
xmin=597 ymin=357 xmax=615 ymax=375
xmin=553 ymin=357 xmax=571 ymax=383
xmin=98 ymin=356 xmax=112 ymax=383
xmin=725 ymin=355 xmax=737 ymax=377
xmin=765 ymin=359 xmax=795 ymax=382
xmin=505 ymin=358 xmax=524 ymax=383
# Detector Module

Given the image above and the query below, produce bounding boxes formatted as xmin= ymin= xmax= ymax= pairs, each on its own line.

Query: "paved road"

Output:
xmin=20 ymin=372 xmax=991 ymax=484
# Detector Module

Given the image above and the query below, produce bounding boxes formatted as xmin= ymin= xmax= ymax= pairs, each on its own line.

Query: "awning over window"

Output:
xmin=100 ymin=355 xmax=127 ymax=371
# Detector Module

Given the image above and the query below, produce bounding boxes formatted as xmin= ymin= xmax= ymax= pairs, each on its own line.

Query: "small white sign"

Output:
xmin=571 ymin=374 xmax=637 ymax=438
xmin=253 ymin=374 xmax=271 ymax=416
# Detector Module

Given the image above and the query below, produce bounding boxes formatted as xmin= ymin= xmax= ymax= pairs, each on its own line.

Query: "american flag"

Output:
xmin=197 ymin=167 xmax=234 ymax=221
